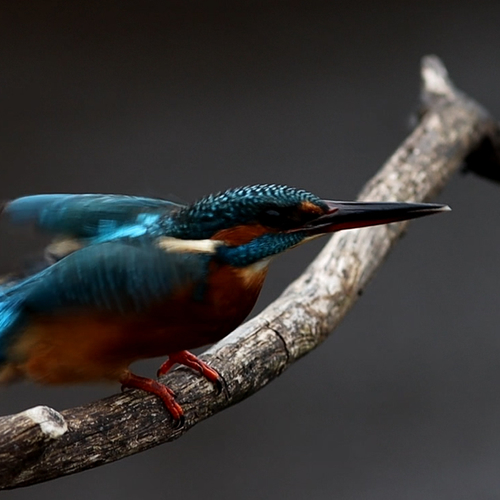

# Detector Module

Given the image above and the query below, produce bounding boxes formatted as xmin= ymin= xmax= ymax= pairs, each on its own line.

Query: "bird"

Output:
xmin=0 ymin=184 xmax=449 ymax=422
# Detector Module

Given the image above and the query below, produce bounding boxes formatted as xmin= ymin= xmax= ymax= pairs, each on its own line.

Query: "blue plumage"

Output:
xmin=22 ymin=241 xmax=209 ymax=314
xmin=0 ymin=185 xmax=323 ymax=364
xmin=171 ymin=184 xmax=327 ymax=239
xmin=0 ymin=240 xmax=210 ymax=357
xmin=4 ymin=194 xmax=183 ymax=240
xmin=3 ymin=185 xmax=319 ymax=243
xmin=0 ymin=293 xmax=26 ymax=363
xmin=217 ymin=232 xmax=305 ymax=267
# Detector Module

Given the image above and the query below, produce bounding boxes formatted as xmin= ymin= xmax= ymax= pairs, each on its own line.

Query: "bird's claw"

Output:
xmin=172 ymin=414 xmax=185 ymax=430
xmin=212 ymin=375 xmax=223 ymax=395
xmin=119 ymin=371 xmax=184 ymax=423
xmin=157 ymin=350 xmax=222 ymax=395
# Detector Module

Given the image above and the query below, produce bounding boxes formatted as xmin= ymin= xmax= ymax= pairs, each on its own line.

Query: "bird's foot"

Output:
xmin=157 ymin=350 xmax=222 ymax=394
xmin=120 ymin=371 xmax=184 ymax=426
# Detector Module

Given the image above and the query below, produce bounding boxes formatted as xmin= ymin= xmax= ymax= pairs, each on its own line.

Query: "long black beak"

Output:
xmin=302 ymin=200 xmax=451 ymax=234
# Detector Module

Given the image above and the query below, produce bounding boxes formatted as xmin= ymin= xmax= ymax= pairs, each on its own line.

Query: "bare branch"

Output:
xmin=1 ymin=55 xmax=498 ymax=489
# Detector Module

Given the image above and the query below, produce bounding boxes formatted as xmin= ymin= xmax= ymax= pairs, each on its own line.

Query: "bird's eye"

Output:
xmin=258 ymin=205 xmax=322 ymax=230
xmin=258 ymin=208 xmax=296 ymax=229
xmin=264 ymin=209 xmax=281 ymax=219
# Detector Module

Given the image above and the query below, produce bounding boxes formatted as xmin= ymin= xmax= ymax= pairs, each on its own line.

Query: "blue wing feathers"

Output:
xmin=0 ymin=195 xmax=206 ymax=362
xmin=22 ymin=241 xmax=209 ymax=314
xmin=3 ymin=194 xmax=184 ymax=239
xmin=0 ymin=292 xmax=27 ymax=363
xmin=0 ymin=240 xmax=209 ymax=362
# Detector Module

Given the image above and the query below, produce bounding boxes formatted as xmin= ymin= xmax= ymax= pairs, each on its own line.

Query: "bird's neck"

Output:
xmin=216 ymin=232 xmax=304 ymax=267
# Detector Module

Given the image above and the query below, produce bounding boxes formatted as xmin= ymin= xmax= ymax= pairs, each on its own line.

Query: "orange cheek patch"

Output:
xmin=300 ymin=201 xmax=324 ymax=215
xmin=211 ymin=224 xmax=270 ymax=245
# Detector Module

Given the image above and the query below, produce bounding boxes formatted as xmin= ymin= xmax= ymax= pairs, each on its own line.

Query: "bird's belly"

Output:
xmin=6 ymin=262 xmax=267 ymax=384
xmin=9 ymin=314 xmax=136 ymax=383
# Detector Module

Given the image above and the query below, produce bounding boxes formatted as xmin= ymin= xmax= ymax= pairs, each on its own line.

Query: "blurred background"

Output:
xmin=1 ymin=1 xmax=500 ymax=498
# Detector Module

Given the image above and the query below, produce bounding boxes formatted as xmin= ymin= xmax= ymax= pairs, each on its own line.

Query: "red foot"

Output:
xmin=157 ymin=350 xmax=221 ymax=389
xmin=120 ymin=371 xmax=184 ymax=422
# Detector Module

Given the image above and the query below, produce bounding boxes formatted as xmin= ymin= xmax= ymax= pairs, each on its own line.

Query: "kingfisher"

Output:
xmin=0 ymin=184 xmax=449 ymax=422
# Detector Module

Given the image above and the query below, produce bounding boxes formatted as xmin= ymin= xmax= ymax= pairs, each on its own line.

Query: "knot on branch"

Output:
xmin=22 ymin=406 xmax=68 ymax=440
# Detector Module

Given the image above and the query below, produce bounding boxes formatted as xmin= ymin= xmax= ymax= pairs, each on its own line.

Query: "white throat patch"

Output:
xmin=157 ymin=236 xmax=222 ymax=254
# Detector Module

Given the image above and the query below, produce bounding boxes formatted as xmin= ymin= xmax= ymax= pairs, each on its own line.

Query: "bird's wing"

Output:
xmin=2 ymin=194 xmax=184 ymax=239
xmin=16 ymin=239 xmax=209 ymax=315
xmin=0 ymin=240 xmax=210 ymax=363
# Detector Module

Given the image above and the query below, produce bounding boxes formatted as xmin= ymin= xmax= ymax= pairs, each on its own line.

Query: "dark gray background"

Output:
xmin=1 ymin=1 xmax=500 ymax=498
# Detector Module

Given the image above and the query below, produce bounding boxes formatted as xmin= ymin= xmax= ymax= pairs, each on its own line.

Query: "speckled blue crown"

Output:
xmin=172 ymin=184 xmax=325 ymax=239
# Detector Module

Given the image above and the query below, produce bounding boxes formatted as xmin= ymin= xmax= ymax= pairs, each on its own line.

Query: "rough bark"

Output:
xmin=1 ymin=55 xmax=499 ymax=489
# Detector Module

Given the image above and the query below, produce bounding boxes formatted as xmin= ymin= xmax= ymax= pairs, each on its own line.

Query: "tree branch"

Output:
xmin=1 ymin=55 xmax=499 ymax=489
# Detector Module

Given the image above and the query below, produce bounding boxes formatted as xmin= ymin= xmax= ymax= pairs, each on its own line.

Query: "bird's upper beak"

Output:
xmin=300 ymin=200 xmax=451 ymax=235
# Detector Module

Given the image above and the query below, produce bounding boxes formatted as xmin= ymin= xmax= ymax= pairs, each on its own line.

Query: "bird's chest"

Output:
xmin=150 ymin=259 xmax=269 ymax=343
xmin=201 ymin=259 xmax=270 ymax=324
xmin=136 ymin=259 xmax=271 ymax=358
xmin=96 ymin=257 xmax=269 ymax=359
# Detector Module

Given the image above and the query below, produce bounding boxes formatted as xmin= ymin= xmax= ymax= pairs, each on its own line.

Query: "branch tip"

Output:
xmin=421 ymin=55 xmax=457 ymax=101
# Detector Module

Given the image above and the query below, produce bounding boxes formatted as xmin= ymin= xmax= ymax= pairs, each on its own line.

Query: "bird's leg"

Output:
xmin=120 ymin=370 xmax=184 ymax=423
xmin=157 ymin=350 xmax=222 ymax=392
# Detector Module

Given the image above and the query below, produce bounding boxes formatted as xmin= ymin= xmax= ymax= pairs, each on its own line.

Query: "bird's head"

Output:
xmin=170 ymin=184 xmax=449 ymax=267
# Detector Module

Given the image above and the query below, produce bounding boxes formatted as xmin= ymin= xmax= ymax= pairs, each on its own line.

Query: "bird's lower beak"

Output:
xmin=302 ymin=200 xmax=451 ymax=234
